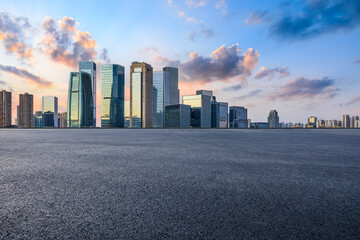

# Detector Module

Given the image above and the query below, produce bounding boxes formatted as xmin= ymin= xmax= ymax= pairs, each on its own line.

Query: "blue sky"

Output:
xmin=0 ymin=0 xmax=359 ymax=124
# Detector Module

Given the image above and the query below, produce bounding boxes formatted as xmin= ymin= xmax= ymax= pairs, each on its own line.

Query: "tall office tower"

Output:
xmin=34 ymin=111 xmax=43 ymax=128
xmin=211 ymin=96 xmax=219 ymax=128
xmin=165 ymin=104 xmax=191 ymax=128
xmin=342 ymin=115 xmax=350 ymax=128
xmin=124 ymin=100 xmax=130 ymax=128
xmin=58 ymin=112 xmax=67 ymax=128
xmin=67 ymin=72 xmax=93 ymax=128
xmin=0 ymin=90 xmax=12 ymax=127
xmin=18 ymin=92 xmax=33 ymax=128
xmin=350 ymin=116 xmax=359 ymax=128
xmin=355 ymin=119 xmax=360 ymax=128
xmin=218 ymin=102 xmax=228 ymax=128
xmin=316 ymin=119 xmax=325 ymax=128
xmin=183 ymin=91 xmax=211 ymax=128
xmin=43 ymin=111 xmax=55 ymax=127
xmin=268 ymin=110 xmax=280 ymax=128
xmin=42 ymin=96 xmax=58 ymax=127
xmin=229 ymin=106 xmax=248 ymax=128
xmin=130 ymin=62 xmax=153 ymax=128
xmin=101 ymin=64 xmax=125 ymax=128
xmin=163 ymin=67 xmax=180 ymax=105
xmin=307 ymin=116 xmax=317 ymax=127
xmin=153 ymin=71 xmax=169 ymax=128
xmin=79 ymin=61 xmax=96 ymax=127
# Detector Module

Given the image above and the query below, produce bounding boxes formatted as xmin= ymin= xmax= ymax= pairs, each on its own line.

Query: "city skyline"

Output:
xmin=0 ymin=0 xmax=359 ymax=126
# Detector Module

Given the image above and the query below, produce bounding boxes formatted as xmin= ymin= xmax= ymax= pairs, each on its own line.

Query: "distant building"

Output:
xmin=18 ymin=93 xmax=34 ymax=128
xmin=43 ymin=111 xmax=55 ymax=127
xmin=183 ymin=90 xmax=211 ymax=128
xmin=67 ymin=72 xmax=93 ymax=128
xmin=211 ymin=96 xmax=219 ymax=128
xmin=79 ymin=61 xmax=96 ymax=127
xmin=250 ymin=122 xmax=269 ymax=128
xmin=163 ymin=67 xmax=180 ymax=105
xmin=58 ymin=112 xmax=67 ymax=128
xmin=229 ymin=106 xmax=248 ymax=128
xmin=130 ymin=62 xmax=153 ymax=128
xmin=355 ymin=119 xmax=360 ymax=128
xmin=124 ymin=100 xmax=130 ymax=128
xmin=342 ymin=115 xmax=350 ymax=128
xmin=42 ymin=96 xmax=58 ymax=127
xmin=165 ymin=104 xmax=191 ymax=128
xmin=0 ymin=90 xmax=12 ymax=127
xmin=153 ymin=70 xmax=169 ymax=128
xmin=34 ymin=111 xmax=43 ymax=128
xmin=350 ymin=116 xmax=359 ymax=128
xmin=101 ymin=64 xmax=125 ymax=128
xmin=316 ymin=119 xmax=325 ymax=128
xmin=268 ymin=110 xmax=279 ymax=128
xmin=307 ymin=116 xmax=317 ymax=128
xmin=218 ymin=102 xmax=228 ymax=128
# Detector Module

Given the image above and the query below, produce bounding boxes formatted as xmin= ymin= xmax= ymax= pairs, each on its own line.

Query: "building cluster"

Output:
xmin=0 ymin=61 xmax=359 ymax=129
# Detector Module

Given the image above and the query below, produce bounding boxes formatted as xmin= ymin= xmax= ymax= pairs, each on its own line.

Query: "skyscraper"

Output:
xmin=163 ymin=67 xmax=180 ymax=105
xmin=130 ymin=62 xmax=153 ymax=128
xmin=67 ymin=72 xmax=93 ymax=128
xmin=34 ymin=111 xmax=43 ymax=128
xmin=218 ymin=102 xmax=228 ymax=128
xmin=165 ymin=104 xmax=191 ymax=128
xmin=101 ymin=64 xmax=125 ymax=128
xmin=18 ymin=92 xmax=33 ymax=128
xmin=350 ymin=116 xmax=359 ymax=128
xmin=42 ymin=96 xmax=58 ymax=127
xmin=0 ymin=90 xmax=11 ymax=127
xmin=153 ymin=71 xmax=169 ymax=128
xmin=268 ymin=110 xmax=280 ymax=128
xmin=342 ymin=115 xmax=350 ymax=128
xmin=211 ymin=96 xmax=220 ymax=128
xmin=308 ymin=116 xmax=317 ymax=127
xmin=229 ymin=106 xmax=248 ymax=128
xmin=79 ymin=61 xmax=96 ymax=127
xmin=183 ymin=90 xmax=211 ymax=128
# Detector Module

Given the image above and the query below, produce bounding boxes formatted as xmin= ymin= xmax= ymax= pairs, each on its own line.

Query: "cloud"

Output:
xmin=231 ymin=89 xmax=263 ymax=100
xmin=40 ymin=16 xmax=99 ymax=68
xmin=269 ymin=0 xmax=360 ymax=40
xmin=0 ymin=64 xmax=53 ymax=88
xmin=157 ymin=44 xmax=259 ymax=83
xmin=99 ymin=48 xmax=111 ymax=64
xmin=245 ymin=11 xmax=269 ymax=25
xmin=254 ymin=66 xmax=289 ymax=79
xmin=216 ymin=0 xmax=228 ymax=14
xmin=0 ymin=12 xmax=34 ymax=62
xmin=0 ymin=79 xmax=6 ymax=85
xmin=188 ymin=30 xmax=197 ymax=41
xmin=268 ymin=77 xmax=337 ymax=100
xmin=223 ymin=83 xmax=242 ymax=91
xmin=346 ymin=95 xmax=360 ymax=106
xmin=200 ymin=28 xmax=214 ymax=38
xmin=186 ymin=0 xmax=208 ymax=8
xmin=354 ymin=59 xmax=360 ymax=64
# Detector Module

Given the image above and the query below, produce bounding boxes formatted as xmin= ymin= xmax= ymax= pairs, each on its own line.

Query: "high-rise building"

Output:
xmin=182 ymin=91 xmax=211 ymax=128
xmin=79 ymin=61 xmax=96 ymax=127
xmin=124 ymin=100 xmax=130 ymax=128
xmin=342 ymin=115 xmax=350 ymax=128
xmin=307 ymin=116 xmax=317 ymax=127
xmin=43 ymin=111 xmax=55 ymax=127
xmin=268 ymin=110 xmax=280 ymax=128
xmin=211 ymin=96 xmax=219 ymax=128
xmin=58 ymin=112 xmax=67 ymax=128
xmin=0 ymin=90 xmax=11 ymax=127
xmin=218 ymin=102 xmax=228 ymax=128
xmin=163 ymin=67 xmax=180 ymax=105
xmin=34 ymin=111 xmax=43 ymax=128
xmin=355 ymin=119 xmax=360 ymax=128
xmin=130 ymin=62 xmax=153 ymax=128
xmin=350 ymin=116 xmax=359 ymax=128
xmin=101 ymin=64 xmax=125 ymax=128
xmin=165 ymin=104 xmax=191 ymax=128
xmin=67 ymin=72 xmax=93 ymax=128
xmin=153 ymin=71 xmax=169 ymax=128
xmin=42 ymin=96 xmax=58 ymax=127
xmin=18 ymin=92 xmax=33 ymax=128
xmin=229 ymin=106 xmax=248 ymax=128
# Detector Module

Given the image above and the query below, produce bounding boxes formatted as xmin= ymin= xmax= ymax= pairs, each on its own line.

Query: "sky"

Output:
xmin=0 ymin=0 xmax=359 ymax=125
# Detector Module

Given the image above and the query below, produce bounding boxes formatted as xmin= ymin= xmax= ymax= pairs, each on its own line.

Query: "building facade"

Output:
xmin=183 ymin=91 xmax=211 ymax=128
xmin=268 ymin=110 xmax=280 ymax=128
xmin=0 ymin=90 xmax=11 ymax=127
xmin=43 ymin=111 xmax=55 ymax=127
xmin=124 ymin=100 xmax=130 ymax=128
xmin=67 ymin=72 xmax=93 ymax=128
xmin=342 ymin=115 xmax=350 ymax=128
xmin=79 ymin=61 xmax=96 ymax=127
xmin=350 ymin=116 xmax=359 ymax=128
xmin=101 ymin=64 xmax=125 ymax=128
xmin=163 ymin=67 xmax=180 ymax=106
xmin=218 ymin=102 xmax=228 ymax=128
xmin=229 ymin=106 xmax=248 ymax=128
xmin=34 ymin=111 xmax=43 ymax=128
xmin=42 ymin=96 xmax=58 ymax=127
xmin=58 ymin=112 xmax=67 ymax=128
xmin=153 ymin=71 xmax=169 ymax=128
xmin=165 ymin=104 xmax=191 ymax=128
xmin=130 ymin=62 xmax=153 ymax=128
xmin=18 ymin=92 xmax=33 ymax=128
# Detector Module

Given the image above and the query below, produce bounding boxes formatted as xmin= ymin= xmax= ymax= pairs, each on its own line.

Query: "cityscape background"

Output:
xmin=0 ymin=0 xmax=359 ymax=127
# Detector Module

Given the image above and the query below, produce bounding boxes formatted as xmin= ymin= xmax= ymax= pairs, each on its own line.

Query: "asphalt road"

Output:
xmin=0 ymin=129 xmax=359 ymax=239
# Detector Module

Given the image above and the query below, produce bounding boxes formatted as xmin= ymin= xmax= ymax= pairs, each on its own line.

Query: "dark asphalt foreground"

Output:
xmin=0 ymin=129 xmax=359 ymax=239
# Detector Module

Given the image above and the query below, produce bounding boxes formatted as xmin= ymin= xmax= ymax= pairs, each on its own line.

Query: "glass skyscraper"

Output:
xmin=182 ymin=91 xmax=211 ymax=128
xmin=0 ymin=90 xmax=11 ymax=127
xmin=67 ymin=72 xmax=93 ymax=128
xmin=163 ymin=67 xmax=179 ymax=105
xmin=42 ymin=96 xmax=58 ymax=127
xmin=79 ymin=61 xmax=96 ymax=127
xmin=152 ymin=71 xmax=169 ymax=128
xmin=101 ymin=64 xmax=125 ymax=128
